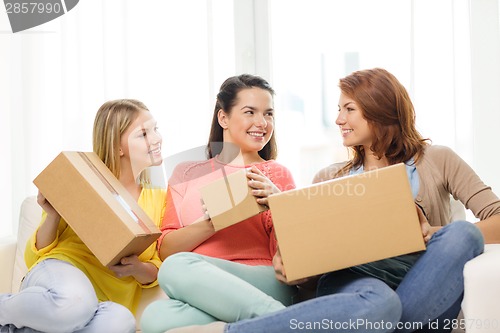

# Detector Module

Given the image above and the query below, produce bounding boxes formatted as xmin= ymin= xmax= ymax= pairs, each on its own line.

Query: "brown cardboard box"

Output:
xmin=199 ymin=169 xmax=267 ymax=231
xmin=268 ymin=163 xmax=426 ymax=282
xmin=33 ymin=151 xmax=161 ymax=266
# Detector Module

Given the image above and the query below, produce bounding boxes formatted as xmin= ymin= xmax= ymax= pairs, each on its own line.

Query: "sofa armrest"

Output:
xmin=0 ymin=236 xmax=17 ymax=293
xmin=462 ymin=244 xmax=500 ymax=333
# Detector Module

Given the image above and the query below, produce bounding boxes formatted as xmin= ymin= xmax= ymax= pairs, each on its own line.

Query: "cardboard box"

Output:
xmin=199 ymin=169 xmax=267 ymax=231
xmin=268 ymin=163 xmax=426 ymax=282
xmin=33 ymin=151 xmax=161 ymax=266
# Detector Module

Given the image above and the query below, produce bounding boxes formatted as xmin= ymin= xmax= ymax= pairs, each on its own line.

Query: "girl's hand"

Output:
xmin=192 ymin=202 xmax=215 ymax=231
xmin=247 ymin=165 xmax=280 ymax=206
xmin=108 ymin=255 xmax=157 ymax=284
xmin=37 ymin=191 xmax=60 ymax=220
xmin=200 ymin=202 xmax=213 ymax=228
xmin=273 ymin=246 xmax=309 ymax=286
xmin=34 ymin=190 xmax=61 ymax=249
xmin=416 ymin=204 xmax=435 ymax=243
xmin=108 ymin=255 xmax=143 ymax=278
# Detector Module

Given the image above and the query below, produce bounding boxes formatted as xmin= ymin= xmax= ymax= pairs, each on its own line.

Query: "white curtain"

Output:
xmin=0 ymin=0 xmax=236 ymax=236
xmin=1 ymin=0 xmax=499 ymax=237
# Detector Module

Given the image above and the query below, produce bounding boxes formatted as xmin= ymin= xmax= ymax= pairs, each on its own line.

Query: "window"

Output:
xmin=2 ymin=0 xmax=499 ymax=237
xmin=268 ymin=0 xmax=473 ymax=187
xmin=0 ymin=0 xmax=236 ymax=237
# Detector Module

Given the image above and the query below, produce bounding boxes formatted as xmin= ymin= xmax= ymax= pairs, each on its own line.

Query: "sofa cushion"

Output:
xmin=0 ymin=236 xmax=17 ymax=293
xmin=462 ymin=244 xmax=500 ymax=333
xmin=12 ymin=196 xmax=41 ymax=292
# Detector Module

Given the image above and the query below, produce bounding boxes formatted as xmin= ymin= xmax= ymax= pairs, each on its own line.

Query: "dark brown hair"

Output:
xmin=206 ymin=74 xmax=277 ymax=160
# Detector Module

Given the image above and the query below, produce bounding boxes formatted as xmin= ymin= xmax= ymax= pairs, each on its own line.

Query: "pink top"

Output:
xmin=159 ymin=157 xmax=296 ymax=266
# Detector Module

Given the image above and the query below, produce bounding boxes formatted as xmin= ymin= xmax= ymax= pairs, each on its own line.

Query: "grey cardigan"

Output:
xmin=313 ymin=145 xmax=500 ymax=226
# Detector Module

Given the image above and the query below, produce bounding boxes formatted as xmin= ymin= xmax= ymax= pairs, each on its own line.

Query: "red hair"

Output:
xmin=338 ymin=68 xmax=428 ymax=174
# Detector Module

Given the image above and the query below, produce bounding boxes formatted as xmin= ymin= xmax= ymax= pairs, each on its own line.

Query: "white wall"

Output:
xmin=1 ymin=0 xmax=500 ymax=237
xmin=470 ymin=0 xmax=500 ymax=195
xmin=0 ymin=0 xmax=236 ymax=236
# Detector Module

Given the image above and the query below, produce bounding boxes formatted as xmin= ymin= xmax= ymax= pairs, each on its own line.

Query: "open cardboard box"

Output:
xmin=268 ymin=163 xmax=426 ymax=282
xmin=199 ymin=169 xmax=267 ymax=231
xmin=33 ymin=151 xmax=161 ymax=266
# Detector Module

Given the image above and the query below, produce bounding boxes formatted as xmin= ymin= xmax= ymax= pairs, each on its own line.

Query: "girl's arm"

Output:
xmin=159 ymin=219 xmax=215 ymax=260
xmin=429 ymin=213 xmax=500 ymax=243
xmin=475 ymin=215 xmax=500 ymax=243
xmin=159 ymin=161 xmax=222 ymax=259
xmin=35 ymin=191 xmax=61 ymax=249
xmin=436 ymin=146 xmax=500 ymax=243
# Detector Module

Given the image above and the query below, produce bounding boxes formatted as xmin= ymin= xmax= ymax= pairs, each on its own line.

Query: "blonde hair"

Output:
xmin=92 ymin=99 xmax=151 ymax=183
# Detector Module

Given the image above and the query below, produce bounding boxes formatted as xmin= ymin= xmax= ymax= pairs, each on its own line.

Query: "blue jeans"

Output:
xmin=394 ymin=221 xmax=484 ymax=333
xmin=226 ymin=271 xmax=401 ymax=333
xmin=140 ymin=252 xmax=297 ymax=333
xmin=0 ymin=259 xmax=135 ymax=333
xmin=224 ymin=221 xmax=484 ymax=333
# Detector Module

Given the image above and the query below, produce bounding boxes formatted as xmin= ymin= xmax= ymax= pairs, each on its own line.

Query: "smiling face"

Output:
xmin=120 ymin=109 xmax=162 ymax=179
xmin=336 ymin=92 xmax=372 ymax=149
xmin=218 ymin=87 xmax=274 ymax=159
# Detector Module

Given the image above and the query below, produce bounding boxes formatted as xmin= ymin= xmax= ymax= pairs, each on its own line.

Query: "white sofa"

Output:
xmin=0 ymin=196 xmax=167 ymax=332
xmin=463 ymin=244 xmax=500 ymax=333
xmin=1 ymin=196 xmax=499 ymax=332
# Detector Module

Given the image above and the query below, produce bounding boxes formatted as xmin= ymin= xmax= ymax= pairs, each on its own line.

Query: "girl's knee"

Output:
xmin=454 ymin=221 xmax=484 ymax=244
xmin=356 ymin=283 xmax=402 ymax=331
xmin=103 ymin=303 xmax=136 ymax=333
xmin=93 ymin=301 xmax=136 ymax=333
xmin=140 ymin=299 xmax=204 ymax=333
xmin=45 ymin=290 xmax=98 ymax=332
xmin=161 ymin=252 xmax=203 ymax=273
xmin=140 ymin=300 xmax=170 ymax=333
xmin=379 ymin=289 xmax=403 ymax=326
xmin=158 ymin=252 xmax=204 ymax=292
xmin=359 ymin=278 xmax=402 ymax=327
xmin=439 ymin=221 xmax=484 ymax=256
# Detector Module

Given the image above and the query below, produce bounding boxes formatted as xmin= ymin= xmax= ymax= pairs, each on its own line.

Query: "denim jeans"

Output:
xmin=395 ymin=221 xmax=484 ymax=333
xmin=226 ymin=271 xmax=402 ymax=333
xmin=224 ymin=221 xmax=484 ymax=333
xmin=0 ymin=259 xmax=135 ymax=333
xmin=140 ymin=252 xmax=297 ymax=333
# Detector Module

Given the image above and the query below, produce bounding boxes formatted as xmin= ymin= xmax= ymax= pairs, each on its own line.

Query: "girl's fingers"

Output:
xmin=247 ymin=173 xmax=264 ymax=185
xmin=253 ymin=189 xmax=268 ymax=198
xmin=249 ymin=165 xmax=264 ymax=175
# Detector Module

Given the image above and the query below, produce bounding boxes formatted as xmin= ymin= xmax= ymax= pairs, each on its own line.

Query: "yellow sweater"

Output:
xmin=24 ymin=187 xmax=167 ymax=314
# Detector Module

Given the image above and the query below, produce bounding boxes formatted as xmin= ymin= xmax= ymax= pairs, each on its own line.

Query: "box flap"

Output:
xmin=200 ymin=169 xmax=267 ymax=231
